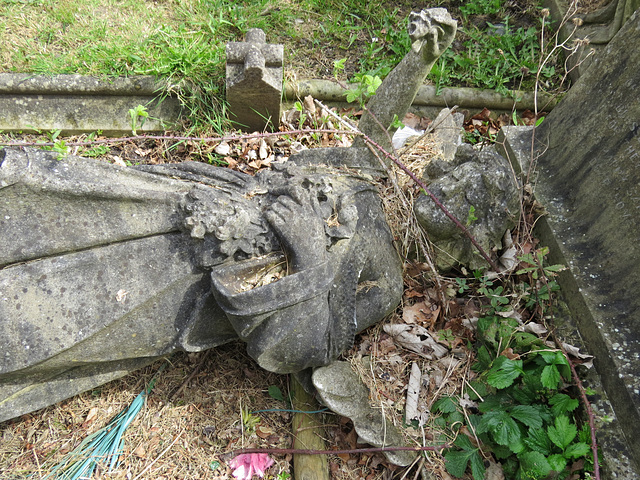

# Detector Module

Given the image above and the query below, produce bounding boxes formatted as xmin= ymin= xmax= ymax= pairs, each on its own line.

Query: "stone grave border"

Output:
xmin=0 ymin=72 xmax=557 ymax=136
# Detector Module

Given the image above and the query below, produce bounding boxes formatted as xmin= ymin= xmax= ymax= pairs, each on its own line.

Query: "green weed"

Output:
xmin=438 ymin=250 xmax=592 ymax=479
xmin=128 ymin=105 xmax=149 ymax=136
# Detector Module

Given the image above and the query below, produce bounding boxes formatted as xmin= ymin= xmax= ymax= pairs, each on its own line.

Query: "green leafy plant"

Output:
xmin=333 ymin=58 xmax=347 ymax=79
xmin=466 ymin=205 xmax=478 ymax=226
xmin=345 ymin=73 xmax=382 ymax=106
xmin=128 ymin=104 xmax=149 ymax=136
xmin=293 ymin=100 xmax=307 ymax=129
xmin=438 ymin=251 xmax=591 ymax=479
xmin=459 ymin=0 xmax=505 ymax=18
xmin=430 ymin=17 xmax=555 ymax=96
xmin=268 ymin=385 xmax=286 ymax=403
xmin=240 ymin=407 xmax=261 ymax=434
xmin=34 ymin=129 xmax=69 ymax=159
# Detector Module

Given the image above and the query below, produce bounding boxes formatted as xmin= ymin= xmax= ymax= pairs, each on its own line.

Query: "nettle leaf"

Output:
xmin=445 ymin=437 xmax=486 ymax=480
xmin=547 ymin=453 xmax=568 ymax=472
xmin=518 ymin=451 xmax=552 ymax=479
xmin=473 ymin=345 xmax=493 ymax=372
xmin=509 ymin=405 xmax=543 ymax=429
xmin=469 ymin=449 xmax=486 ymax=480
xmin=538 ymin=350 xmax=567 ymax=366
xmin=540 ymin=364 xmax=561 ymax=389
xmin=549 ymin=393 xmax=579 ymax=416
xmin=524 ymin=428 xmax=552 ymax=456
xmin=478 ymin=391 xmax=511 ymax=414
xmin=487 ymin=357 xmax=523 ymax=389
xmin=454 ymin=434 xmax=475 ymax=450
xmin=564 ymin=442 xmax=591 ymax=459
xmin=548 ymin=415 xmax=577 ymax=450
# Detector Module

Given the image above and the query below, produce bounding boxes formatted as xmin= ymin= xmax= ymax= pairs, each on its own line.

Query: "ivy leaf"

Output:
xmin=548 ymin=415 xmax=577 ymax=450
xmin=564 ymin=442 xmax=591 ymax=459
xmin=487 ymin=357 xmax=523 ymax=389
xmin=549 ymin=393 xmax=579 ymax=416
xmin=540 ymin=364 xmax=561 ymax=389
xmin=518 ymin=451 xmax=552 ymax=479
xmin=509 ymin=405 xmax=543 ymax=429
xmin=547 ymin=453 xmax=567 ymax=472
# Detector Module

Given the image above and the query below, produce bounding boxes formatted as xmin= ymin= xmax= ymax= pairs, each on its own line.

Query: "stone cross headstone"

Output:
xmin=499 ymin=9 xmax=640 ymax=475
xmin=226 ymin=28 xmax=283 ymax=132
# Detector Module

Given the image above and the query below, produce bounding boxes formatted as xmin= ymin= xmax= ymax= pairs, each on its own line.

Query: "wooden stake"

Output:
xmin=291 ymin=376 xmax=329 ymax=480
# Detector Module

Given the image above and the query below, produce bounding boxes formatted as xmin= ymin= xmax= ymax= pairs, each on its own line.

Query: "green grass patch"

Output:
xmin=0 ymin=0 xmax=562 ymax=132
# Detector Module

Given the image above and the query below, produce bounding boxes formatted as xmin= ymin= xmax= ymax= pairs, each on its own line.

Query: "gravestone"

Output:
xmin=498 ymin=9 xmax=640 ymax=476
xmin=226 ymin=28 xmax=283 ymax=132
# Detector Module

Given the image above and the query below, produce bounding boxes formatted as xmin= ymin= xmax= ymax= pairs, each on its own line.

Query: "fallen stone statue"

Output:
xmin=0 ymin=148 xmax=402 ymax=421
xmin=0 ymin=9 xmax=457 ymax=462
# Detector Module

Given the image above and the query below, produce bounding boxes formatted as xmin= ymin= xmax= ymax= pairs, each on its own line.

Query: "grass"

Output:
xmin=0 ymin=0 xmax=563 ymax=132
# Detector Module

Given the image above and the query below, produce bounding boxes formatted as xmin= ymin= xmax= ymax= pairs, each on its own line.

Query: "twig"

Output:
xmin=549 ymin=330 xmax=600 ymax=480
xmin=132 ymin=430 xmax=184 ymax=480
xmin=169 ymin=350 xmax=211 ymax=402
xmin=226 ymin=443 xmax=452 ymax=458
xmin=0 ymin=129 xmax=361 ymax=148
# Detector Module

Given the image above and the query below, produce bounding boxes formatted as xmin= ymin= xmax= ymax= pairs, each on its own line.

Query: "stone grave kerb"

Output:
xmin=496 ymin=9 xmax=640 ymax=476
xmin=226 ymin=28 xmax=283 ymax=132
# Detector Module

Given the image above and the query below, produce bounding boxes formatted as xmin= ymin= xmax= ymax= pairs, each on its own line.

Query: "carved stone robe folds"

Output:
xmin=0 ymin=148 xmax=402 ymax=422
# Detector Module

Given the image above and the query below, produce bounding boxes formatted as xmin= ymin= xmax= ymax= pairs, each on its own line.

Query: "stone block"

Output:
xmin=0 ymin=74 xmax=180 ymax=135
xmin=226 ymin=28 xmax=283 ymax=132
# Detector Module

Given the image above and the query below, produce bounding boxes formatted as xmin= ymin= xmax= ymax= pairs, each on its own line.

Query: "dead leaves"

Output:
xmin=383 ymin=324 xmax=448 ymax=360
xmin=463 ymin=107 xmax=546 ymax=142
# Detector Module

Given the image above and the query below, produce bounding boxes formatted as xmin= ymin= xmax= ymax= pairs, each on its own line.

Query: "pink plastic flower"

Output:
xmin=228 ymin=453 xmax=274 ymax=480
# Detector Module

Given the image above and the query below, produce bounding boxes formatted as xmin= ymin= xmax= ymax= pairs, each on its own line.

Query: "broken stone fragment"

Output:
xmin=414 ymin=143 xmax=519 ymax=271
xmin=312 ymin=361 xmax=417 ymax=466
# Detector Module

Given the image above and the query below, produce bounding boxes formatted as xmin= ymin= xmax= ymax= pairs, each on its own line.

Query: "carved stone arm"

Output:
xmin=356 ymin=8 xmax=457 ymax=152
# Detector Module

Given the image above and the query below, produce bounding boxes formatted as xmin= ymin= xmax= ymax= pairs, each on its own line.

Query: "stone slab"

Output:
xmin=495 ymin=10 xmax=640 ymax=475
xmin=0 ymin=74 xmax=181 ymax=135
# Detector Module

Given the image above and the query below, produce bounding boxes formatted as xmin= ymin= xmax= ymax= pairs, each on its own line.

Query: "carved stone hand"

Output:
xmin=265 ymin=193 xmax=327 ymax=271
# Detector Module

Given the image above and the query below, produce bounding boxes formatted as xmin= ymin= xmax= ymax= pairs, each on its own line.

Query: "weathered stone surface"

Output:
xmin=226 ymin=28 xmax=283 ymax=132
xmin=312 ymin=361 xmax=416 ymax=466
xmin=496 ymin=9 xmax=640 ymax=475
xmin=544 ymin=0 xmax=639 ymax=81
xmin=0 ymin=148 xmax=402 ymax=422
xmin=354 ymin=8 xmax=457 ymax=154
xmin=432 ymin=107 xmax=464 ymax=162
xmin=0 ymin=74 xmax=180 ymax=135
xmin=414 ymin=143 xmax=519 ymax=271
